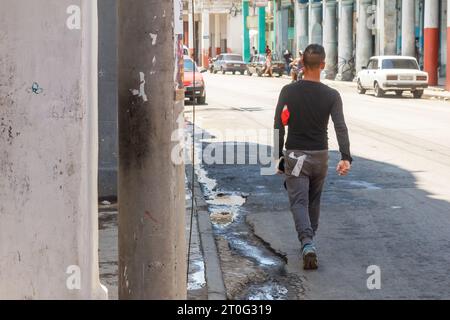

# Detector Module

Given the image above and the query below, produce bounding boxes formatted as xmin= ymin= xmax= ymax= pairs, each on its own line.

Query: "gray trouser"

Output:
xmin=284 ymin=150 xmax=329 ymax=247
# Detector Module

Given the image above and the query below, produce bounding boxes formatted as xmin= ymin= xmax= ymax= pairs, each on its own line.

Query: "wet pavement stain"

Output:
xmin=192 ymin=140 xmax=297 ymax=300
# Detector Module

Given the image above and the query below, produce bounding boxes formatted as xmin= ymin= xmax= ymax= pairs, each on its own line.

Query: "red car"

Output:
xmin=184 ymin=56 xmax=207 ymax=104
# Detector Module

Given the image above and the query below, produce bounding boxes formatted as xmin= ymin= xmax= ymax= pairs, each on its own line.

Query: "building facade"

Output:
xmin=289 ymin=0 xmax=449 ymax=85
xmin=183 ymin=0 xmax=244 ymax=67
xmin=185 ymin=0 xmax=450 ymax=88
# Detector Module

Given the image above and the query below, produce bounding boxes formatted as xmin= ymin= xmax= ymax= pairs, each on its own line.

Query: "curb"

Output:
xmin=186 ymin=165 xmax=227 ymax=301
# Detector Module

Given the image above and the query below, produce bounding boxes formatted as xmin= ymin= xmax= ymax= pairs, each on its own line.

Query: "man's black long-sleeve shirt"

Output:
xmin=274 ymin=80 xmax=352 ymax=162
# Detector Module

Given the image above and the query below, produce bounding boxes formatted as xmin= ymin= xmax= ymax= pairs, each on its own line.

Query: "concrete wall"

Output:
xmin=0 ymin=0 xmax=107 ymax=299
xmin=98 ymin=0 xmax=118 ymax=198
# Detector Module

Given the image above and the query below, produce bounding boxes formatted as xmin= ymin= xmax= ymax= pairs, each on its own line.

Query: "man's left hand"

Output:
xmin=336 ymin=160 xmax=351 ymax=176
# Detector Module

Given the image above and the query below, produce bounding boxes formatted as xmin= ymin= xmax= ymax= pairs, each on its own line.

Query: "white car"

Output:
xmin=356 ymin=56 xmax=428 ymax=98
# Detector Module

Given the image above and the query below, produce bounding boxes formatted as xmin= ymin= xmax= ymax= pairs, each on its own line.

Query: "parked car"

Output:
xmin=211 ymin=54 xmax=248 ymax=75
xmin=356 ymin=56 xmax=428 ymax=98
xmin=183 ymin=56 xmax=207 ymax=104
xmin=247 ymin=54 xmax=285 ymax=77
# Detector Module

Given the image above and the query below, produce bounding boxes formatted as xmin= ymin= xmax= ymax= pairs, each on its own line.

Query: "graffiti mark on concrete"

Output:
xmin=130 ymin=72 xmax=148 ymax=102
xmin=30 ymin=82 xmax=44 ymax=95
xmin=144 ymin=211 xmax=159 ymax=224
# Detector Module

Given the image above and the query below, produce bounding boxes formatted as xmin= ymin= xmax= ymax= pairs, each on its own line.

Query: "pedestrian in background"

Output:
xmin=283 ymin=49 xmax=293 ymax=75
xmin=274 ymin=44 xmax=352 ymax=270
xmin=290 ymin=50 xmax=304 ymax=82
xmin=263 ymin=52 xmax=273 ymax=77
xmin=251 ymin=46 xmax=258 ymax=61
xmin=265 ymin=45 xmax=272 ymax=56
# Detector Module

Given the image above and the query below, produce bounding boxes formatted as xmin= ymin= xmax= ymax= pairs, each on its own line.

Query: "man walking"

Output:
xmin=274 ymin=44 xmax=352 ymax=270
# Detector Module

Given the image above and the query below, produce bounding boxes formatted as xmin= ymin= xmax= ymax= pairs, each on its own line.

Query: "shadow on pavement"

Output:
xmin=195 ymin=134 xmax=450 ymax=300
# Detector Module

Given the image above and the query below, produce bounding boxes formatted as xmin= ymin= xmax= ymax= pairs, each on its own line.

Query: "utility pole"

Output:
xmin=118 ymin=0 xmax=187 ymax=299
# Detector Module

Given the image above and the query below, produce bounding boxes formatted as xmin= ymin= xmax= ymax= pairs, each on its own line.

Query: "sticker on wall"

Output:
xmin=28 ymin=82 xmax=44 ymax=95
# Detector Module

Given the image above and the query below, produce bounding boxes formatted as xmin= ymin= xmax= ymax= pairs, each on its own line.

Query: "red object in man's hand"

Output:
xmin=281 ymin=105 xmax=290 ymax=126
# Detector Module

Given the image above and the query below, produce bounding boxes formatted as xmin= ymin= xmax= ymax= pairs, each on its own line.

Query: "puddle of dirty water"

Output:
xmin=206 ymin=193 xmax=247 ymax=207
xmin=228 ymin=238 xmax=279 ymax=267
xmin=246 ymin=281 xmax=289 ymax=300
xmin=188 ymin=260 xmax=206 ymax=291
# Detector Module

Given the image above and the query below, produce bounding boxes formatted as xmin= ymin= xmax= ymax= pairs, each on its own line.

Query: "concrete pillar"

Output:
xmin=258 ymin=6 xmax=266 ymax=54
xmin=323 ymin=0 xmax=338 ymax=79
xmin=296 ymin=2 xmax=309 ymax=52
xmin=401 ymin=0 xmax=416 ymax=57
xmin=273 ymin=0 xmax=277 ymax=51
xmin=414 ymin=0 xmax=424 ymax=64
xmin=243 ymin=0 xmax=251 ymax=61
xmin=439 ymin=0 xmax=447 ymax=79
xmin=277 ymin=7 xmax=289 ymax=55
xmin=215 ymin=14 xmax=221 ymax=56
xmin=377 ymin=0 xmax=397 ymax=55
xmin=201 ymin=11 xmax=210 ymax=68
xmin=356 ymin=0 xmax=373 ymax=72
xmin=0 ymin=0 xmax=107 ymax=299
xmin=188 ymin=1 xmax=195 ymax=56
xmin=447 ymin=0 xmax=450 ymax=90
xmin=309 ymin=1 xmax=323 ymax=45
xmin=424 ymin=0 xmax=439 ymax=85
xmin=337 ymin=0 xmax=354 ymax=81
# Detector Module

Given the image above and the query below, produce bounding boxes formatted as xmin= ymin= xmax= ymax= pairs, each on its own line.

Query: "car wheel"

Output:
xmin=240 ymin=71 xmax=245 ymax=75
xmin=413 ymin=90 xmax=424 ymax=99
xmin=213 ymin=69 xmax=217 ymax=74
xmin=221 ymin=68 xmax=225 ymax=75
xmin=395 ymin=90 xmax=403 ymax=97
xmin=357 ymin=79 xmax=366 ymax=94
xmin=197 ymin=95 xmax=206 ymax=105
xmin=247 ymin=70 xmax=253 ymax=76
xmin=257 ymin=70 xmax=263 ymax=77
xmin=374 ymin=82 xmax=384 ymax=98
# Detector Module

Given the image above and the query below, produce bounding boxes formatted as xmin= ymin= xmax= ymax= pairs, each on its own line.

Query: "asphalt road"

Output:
xmin=185 ymin=72 xmax=450 ymax=300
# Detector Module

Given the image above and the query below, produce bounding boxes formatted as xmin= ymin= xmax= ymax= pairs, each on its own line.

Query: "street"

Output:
xmin=185 ymin=72 xmax=450 ymax=299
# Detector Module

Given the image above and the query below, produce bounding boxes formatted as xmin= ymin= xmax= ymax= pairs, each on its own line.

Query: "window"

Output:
xmin=381 ymin=59 xmax=419 ymax=70
xmin=288 ymin=7 xmax=295 ymax=28
xmin=368 ymin=59 xmax=378 ymax=70
xmin=184 ymin=59 xmax=198 ymax=72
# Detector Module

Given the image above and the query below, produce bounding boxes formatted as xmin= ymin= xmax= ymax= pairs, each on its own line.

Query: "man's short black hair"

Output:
xmin=303 ymin=44 xmax=326 ymax=69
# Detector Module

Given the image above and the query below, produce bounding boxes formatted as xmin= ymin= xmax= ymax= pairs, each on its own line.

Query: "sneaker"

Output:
xmin=302 ymin=243 xmax=319 ymax=270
